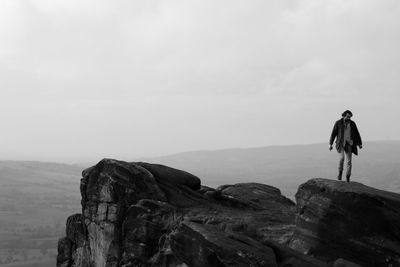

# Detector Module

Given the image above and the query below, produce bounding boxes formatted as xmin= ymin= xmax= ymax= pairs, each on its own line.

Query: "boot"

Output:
xmin=337 ymin=171 xmax=343 ymax=181
xmin=346 ymin=175 xmax=350 ymax=183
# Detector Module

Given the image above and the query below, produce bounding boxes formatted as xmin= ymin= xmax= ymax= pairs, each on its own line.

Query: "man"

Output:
xmin=329 ymin=110 xmax=362 ymax=182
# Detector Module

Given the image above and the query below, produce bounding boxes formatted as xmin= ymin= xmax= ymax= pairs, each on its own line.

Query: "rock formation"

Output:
xmin=290 ymin=178 xmax=400 ymax=267
xmin=57 ymin=159 xmax=400 ymax=267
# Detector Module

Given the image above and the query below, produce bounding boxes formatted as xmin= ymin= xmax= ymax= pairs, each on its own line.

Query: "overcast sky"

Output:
xmin=1 ymin=0 xmax=399 ymax=163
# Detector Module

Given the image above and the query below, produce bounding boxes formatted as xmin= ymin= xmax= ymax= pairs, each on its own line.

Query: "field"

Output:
xmin=0 ymin=161 xmax=82 ymax=266
xmin=0 ymin=258 xmax=54 ymax=267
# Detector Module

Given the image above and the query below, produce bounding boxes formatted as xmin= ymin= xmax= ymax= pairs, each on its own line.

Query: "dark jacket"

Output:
xmin=330 ymin=119 xmax=362 ymax=155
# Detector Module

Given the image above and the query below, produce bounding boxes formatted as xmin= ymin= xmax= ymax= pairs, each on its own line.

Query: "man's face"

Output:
xmin=344 ymin=113 xmax=352 ymax=121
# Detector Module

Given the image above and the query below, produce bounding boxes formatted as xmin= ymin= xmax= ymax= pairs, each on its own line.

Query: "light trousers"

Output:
xmin=338 ymin=143 xmax=352 ymax=179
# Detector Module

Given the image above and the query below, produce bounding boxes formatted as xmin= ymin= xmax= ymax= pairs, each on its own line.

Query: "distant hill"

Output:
xmin=142 ymin=141 xmax=400 ymax=198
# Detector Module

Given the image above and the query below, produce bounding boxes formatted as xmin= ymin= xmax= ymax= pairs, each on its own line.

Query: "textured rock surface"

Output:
xmin=135 ymin=162 xmax=201 ymax=190
xmin=158 ymin=221 xmax=278 ymax=267
xmin=58 ymin=159 xmax=400 ymax=267
xmin=289 ymin=178 xmax=400 ymax=267
xmin=57 ymin=158 xmax=318 ymax=267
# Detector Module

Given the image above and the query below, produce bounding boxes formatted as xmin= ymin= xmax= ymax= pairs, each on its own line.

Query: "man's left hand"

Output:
xmin=359 ymin=145 xmax=363 ymax=149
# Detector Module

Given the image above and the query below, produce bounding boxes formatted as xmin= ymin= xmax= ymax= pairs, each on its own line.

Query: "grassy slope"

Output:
xmin=1 ymin=258 xmax=54 ymax=267
xmin=0 ymin=161 xmax=82 ymax=266
xmin=0 ymin=161 xmax=82 ymax=227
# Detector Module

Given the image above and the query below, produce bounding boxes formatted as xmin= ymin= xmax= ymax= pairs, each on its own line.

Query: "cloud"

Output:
xmin=2 ymin=0 xmax=399 ymax=98
xmin=0 ymin=0 xmax=400 ymax=159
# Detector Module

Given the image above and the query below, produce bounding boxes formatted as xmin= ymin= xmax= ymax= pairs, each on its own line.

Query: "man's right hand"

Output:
xmin=329 ymin=145 xmax=333 ymax=151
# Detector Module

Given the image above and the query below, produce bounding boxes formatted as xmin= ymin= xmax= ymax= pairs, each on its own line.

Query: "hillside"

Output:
xmin=0 ymin=161 xmax=82 ymax=265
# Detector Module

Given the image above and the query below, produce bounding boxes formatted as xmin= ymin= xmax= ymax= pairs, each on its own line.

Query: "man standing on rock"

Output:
xmin=329 ymin=110 xmax=363 ymax=182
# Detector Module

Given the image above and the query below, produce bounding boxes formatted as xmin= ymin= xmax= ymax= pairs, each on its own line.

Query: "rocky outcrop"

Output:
xmin=57 ymin=158 xmax=322 ymax=267
xmin=57 ymin=159 xmax=400 ymax=267
xmin=289 ymin=178 xmax=400 ymax=267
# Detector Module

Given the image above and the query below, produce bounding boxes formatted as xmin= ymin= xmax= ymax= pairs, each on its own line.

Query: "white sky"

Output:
xmin=1 ymin=0 xmax=400 ymax=162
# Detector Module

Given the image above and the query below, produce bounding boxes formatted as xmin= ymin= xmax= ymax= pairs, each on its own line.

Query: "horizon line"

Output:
xmin=1 ymin=139 xmax=399 ymax=165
